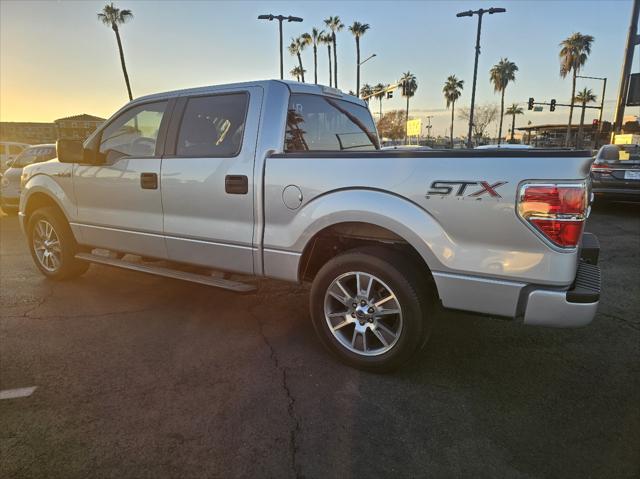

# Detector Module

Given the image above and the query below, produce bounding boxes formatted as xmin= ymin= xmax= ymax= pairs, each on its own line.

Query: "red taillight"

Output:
xmin=591 ymin=163 xmax=612 ymax=174
xmin=518 ymin=183 xmax=588 ymax=248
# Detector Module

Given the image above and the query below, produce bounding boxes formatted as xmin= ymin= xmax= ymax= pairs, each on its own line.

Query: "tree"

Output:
xmin=98 ymin=2 xmax=134 ymax=101
xmin=318 ymin=33 xmax=333 ymax=87
xmin=288 ymin=36 xmax=309 ymax=83
xmin=505 ymin=104 xmax=524 ymax=142
xmin=360 ymin=84 xmax=373 ymax=103
xmin=458 ymin=104 xmax=499 ymax=143
xmin=489 ymin=58 xmax=518 ymax=145
xmin=373 ymin=82 xmax=387 ymax=119
xmin=574 ymin=88 xmax=597 ymax=148
xmin=377 ymin=110 xmax=406 ymax=140
xmin=400 ymin=72 xmax=418 ymax=142
xmin=290 ymin=66 xmax=306 ymax=82
xmin=304 ymin=28 xmax=324 ymax=84
xmin=324 ymin=16 xmax=344 ymax=89
xmin=559 ymin=32 xmax=595 ymax=146
xmin=349 ymin=21 xmax=370 ymax=97
xmin=443 ymin=75 xmax=464 ymax=148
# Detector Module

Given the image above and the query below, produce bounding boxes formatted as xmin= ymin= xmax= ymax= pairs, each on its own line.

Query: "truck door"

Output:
xmin=160 ymin=87 xmax=262 ymax=274
xmin=72 ymin=100 xmax=171 ymax=258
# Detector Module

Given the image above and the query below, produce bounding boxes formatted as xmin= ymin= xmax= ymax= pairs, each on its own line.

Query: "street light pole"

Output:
xmin=258 ymin=14 xmax=304 ymax=80
xmin=577 ymin=75 xmax=607 ymax=147
xmin=356 ymin=54 xmax=376 ymax=97
xmin=456 ymin=7 xmax=506 ymax=148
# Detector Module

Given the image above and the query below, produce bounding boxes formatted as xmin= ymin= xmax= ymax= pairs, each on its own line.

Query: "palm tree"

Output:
xmin=360 ymin=84 xmax=373 ymax=104
xmin=304 ymin=28 xmax=324 ymax=84
xmin=373 ymin=83 xmax=387 ymax=119
xmin=443 ymin=75 xmax=464 ymax=148
xmin=504 ymin=104 xmax=524 ymax=142
xmin=559 ymin=32 xmax=595 ymax=147
xmin=574 ymin=88 xmax=597 ymax=148
xmin=324 ymin=16 xmax=344 ymax=89
xmin=288 ymin=36 xmax=309 ymax=83
xmin=349 ymin=22 xmax=370 ymax=97
xmin=318 ymin=33 xmax=333 ymax=87
xmin=98 ymin=3 xmax=134 ymax=101
xmin=290 ymin=66 xmax=306 ymax=82
xmin=400 ymin=72 xmax=418 ymax=142
xmin=489 ymin=58 xmax=518 ymax=145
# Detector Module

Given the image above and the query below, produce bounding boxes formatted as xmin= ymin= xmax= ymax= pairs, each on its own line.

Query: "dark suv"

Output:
xmin=591 ymin=144 xmax=640 ymax=202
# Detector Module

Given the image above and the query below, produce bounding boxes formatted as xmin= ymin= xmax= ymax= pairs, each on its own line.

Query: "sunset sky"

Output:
xmin=1 ymin=0 xmax=639 ymax=136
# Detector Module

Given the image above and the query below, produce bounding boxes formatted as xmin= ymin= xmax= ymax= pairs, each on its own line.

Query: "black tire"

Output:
xmin=27 ymin=206 xmax=89 ymax=280
xmin=310 ymin=247 xmax=433 ymax=372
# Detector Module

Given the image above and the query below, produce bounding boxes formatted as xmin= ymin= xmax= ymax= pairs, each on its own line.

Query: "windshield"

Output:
xmin=285 ymin=93 xmax=379 ymax=152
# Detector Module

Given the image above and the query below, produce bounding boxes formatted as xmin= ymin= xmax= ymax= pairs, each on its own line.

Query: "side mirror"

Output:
xmin=56 ymin=139 xmax=97 ymax=164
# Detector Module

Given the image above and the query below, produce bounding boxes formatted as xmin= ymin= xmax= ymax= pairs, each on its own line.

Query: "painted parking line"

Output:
xmin=0 ymin=386 xmax=37 ymax=400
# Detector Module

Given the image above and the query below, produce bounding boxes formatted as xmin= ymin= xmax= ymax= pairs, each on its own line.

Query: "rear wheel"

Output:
xmin=27 ymin=207 xmax=89 ymax=280
xmin=310 ymin=248 xmax=432 ymax=372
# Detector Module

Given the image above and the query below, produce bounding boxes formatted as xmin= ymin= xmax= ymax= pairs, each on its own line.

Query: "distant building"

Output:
xmin=55 ymin=114 xmax=105 ymax=141
xmin=0 ymin=122 xmax=58 ymax=145
xmin=0 ymin=113 xmax=105 ymax=145
xmin=517 ymin=122 xmax=612 ymax=148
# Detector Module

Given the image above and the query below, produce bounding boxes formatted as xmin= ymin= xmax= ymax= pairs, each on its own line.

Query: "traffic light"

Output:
xmin=550 ymin=99 xmax=556 ymax=112
xmin=528 ymin=97 xmax=535 ymax=110
xmin=386 ymin=91 xmax=393 ymax=99
xmin=592 ymin=119 xmax=599 ymax=130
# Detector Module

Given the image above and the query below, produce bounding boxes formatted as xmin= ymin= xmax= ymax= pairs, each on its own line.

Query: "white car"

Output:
xmin=0 ymin=141 xmax=30 ymax=172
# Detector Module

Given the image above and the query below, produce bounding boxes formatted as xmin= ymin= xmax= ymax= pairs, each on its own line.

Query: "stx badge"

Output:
xmin=427 ymin=180 xmax=507 ymax=198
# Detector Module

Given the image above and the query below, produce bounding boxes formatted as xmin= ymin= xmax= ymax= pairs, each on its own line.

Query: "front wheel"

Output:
xmin=27 ymin=207 xmax=89 ymax=280
xmin=310 ymin=248 xmax=432 ymax=372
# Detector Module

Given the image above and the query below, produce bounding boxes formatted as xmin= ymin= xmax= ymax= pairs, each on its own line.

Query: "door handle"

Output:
xmin=140 ymin=172 xmax=158 ymax=190
xmin=225 ymin=175 xmax=248 ymax=194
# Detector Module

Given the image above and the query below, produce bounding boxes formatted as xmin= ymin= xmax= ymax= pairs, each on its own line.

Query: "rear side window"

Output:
xmin=176 ymin=93 xmax=249 ymax=157
xmin=285 ymin=93 xmax=379 ymax=152
xmin=99 ymin=101 xmax=167 ymax=161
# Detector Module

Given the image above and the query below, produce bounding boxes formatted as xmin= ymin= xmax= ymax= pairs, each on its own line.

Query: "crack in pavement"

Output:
xmin=599 ymin=312 xmax=640 ymax=332
xmin=20 ymin=285 xmax=55 ymax=319
xmin=2 ymin=306 xmax=158 ymax=321
xmin=249 ymin=287 xmax=302 ymax=479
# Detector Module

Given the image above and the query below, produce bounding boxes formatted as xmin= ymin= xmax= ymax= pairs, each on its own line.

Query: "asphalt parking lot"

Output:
xmin=1 ymin=203 xmax=639 ymax=479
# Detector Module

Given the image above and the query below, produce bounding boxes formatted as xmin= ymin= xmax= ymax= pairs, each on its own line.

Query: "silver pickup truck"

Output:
xmin=19 ymin=80 xmax=601 ymax=371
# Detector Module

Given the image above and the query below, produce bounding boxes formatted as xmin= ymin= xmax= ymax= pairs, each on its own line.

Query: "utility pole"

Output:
xmin=456 ymin=7 xmax=506 ymax=148
xmin=613 ymin=0 xmax=640 ymax=134
xmin=258 ymin=14 xmax=303 ymax=80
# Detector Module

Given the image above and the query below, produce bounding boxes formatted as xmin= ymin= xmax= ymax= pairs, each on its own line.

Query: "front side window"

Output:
xmin=285 ymin=93 xmax=379 ymax=152
xmin=176 ymin=93 xmax=249 ymax=157
xmin=99 ymin=101 xmax=167 ymax=161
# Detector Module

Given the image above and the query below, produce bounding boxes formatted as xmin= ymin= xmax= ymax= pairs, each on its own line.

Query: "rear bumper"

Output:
xmin=433 ymin=233 xmax=601 ymax=328
xmin=523 ymin=260 xmax=601 ymax=327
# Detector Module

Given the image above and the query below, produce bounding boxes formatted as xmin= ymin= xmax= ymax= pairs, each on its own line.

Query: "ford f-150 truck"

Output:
xmin=19 ymin=80 xmax=601 ymax=371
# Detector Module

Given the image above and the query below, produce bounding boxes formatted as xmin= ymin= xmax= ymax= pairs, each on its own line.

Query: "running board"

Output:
xmin=75 ymin=253 xmax=256 ymax=293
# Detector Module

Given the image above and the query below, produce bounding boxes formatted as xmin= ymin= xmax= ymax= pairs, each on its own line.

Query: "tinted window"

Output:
xmin=176 ymin=93 xmax=248 ymax=157
xmin=99 ymin=101 xmax=167 ymax=161
xmin=285 ymin=93 xmax=379 ymax=152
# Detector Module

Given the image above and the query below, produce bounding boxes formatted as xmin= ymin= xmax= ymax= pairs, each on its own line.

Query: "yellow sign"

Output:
xmin=613 ymin=134 xmax=639 ymax=145
xmin=406 ymin=119 xmax=422 ymax=137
